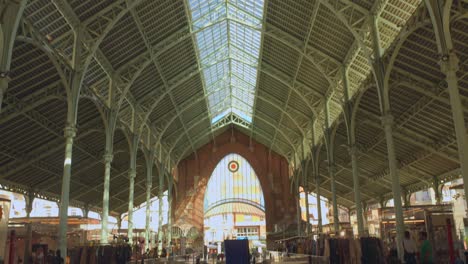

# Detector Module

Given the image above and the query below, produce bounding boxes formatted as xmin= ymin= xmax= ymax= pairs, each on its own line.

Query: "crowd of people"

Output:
xmin=28 ymin=249 xmax=64 ymax=264
xmin=387 ymin=230 xmax=439 ymax=264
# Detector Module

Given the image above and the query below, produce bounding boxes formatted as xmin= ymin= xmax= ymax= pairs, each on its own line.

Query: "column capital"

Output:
xmin=439 ymin=51 xmax=459 ymax=74
xmin=129 ymin=171 xmax=136 ymax=179
xmin=64 ymin=125 xmax=77 ymax=138
xmin=25 ymin=193 xmax=34 ymax=218
xmin=103 ymin=154 xmax=113 ymax=163
xmin=0 ymin=72 xmax=11 ymax=89
xmin=378 ymin=196 xmax=386 ymax=207
xmin=82 ymin=205 xmax=90 ymax=218
xmin=380 ymin=114 xmax=394 ymax=128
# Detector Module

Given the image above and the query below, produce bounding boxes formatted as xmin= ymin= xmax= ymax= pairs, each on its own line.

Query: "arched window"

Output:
xmin=204 ymin=153 xmax=264 ymax=212
xmin=203 ymin=154 xmax=266 ymax=246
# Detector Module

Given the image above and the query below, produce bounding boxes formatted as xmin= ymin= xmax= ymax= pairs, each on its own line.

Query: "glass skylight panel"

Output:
xmin=196 ymin=22 xmax=228 ymax=65
xmin=190 ymin=0 xmax=225 ymax=29
xmin=203 ymin=60 xmax=229 ymax=87
xmin=188 ymin=0 xmax=265 ymax=125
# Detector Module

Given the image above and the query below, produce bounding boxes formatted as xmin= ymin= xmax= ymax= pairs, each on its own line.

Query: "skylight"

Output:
xmin=188 ymin=0 xmax=265 ymax=125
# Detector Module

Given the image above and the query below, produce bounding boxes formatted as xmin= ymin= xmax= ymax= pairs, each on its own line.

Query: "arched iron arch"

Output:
xmin=204 ymin=198 xmax=266 ymax=214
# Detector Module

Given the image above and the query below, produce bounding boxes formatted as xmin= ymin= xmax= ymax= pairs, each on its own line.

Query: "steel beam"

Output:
xmin=269 ymin=4 xmax=320 ymax=152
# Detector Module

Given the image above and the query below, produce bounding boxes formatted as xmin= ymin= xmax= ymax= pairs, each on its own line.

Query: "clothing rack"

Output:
xmin=68 ymin=244 xmax=132 ymax=264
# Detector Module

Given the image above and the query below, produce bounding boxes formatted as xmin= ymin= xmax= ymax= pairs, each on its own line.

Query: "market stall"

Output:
xmin=379 ymin=204 xmax=459 ymax=263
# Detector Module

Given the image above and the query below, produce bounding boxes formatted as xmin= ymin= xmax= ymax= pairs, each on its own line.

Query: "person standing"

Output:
xmin=420 ymin=231 xmax=433 ymax=264
xmin=403 ymin=231 xmax=417 ymax=264
xmin=52 ymin=250 xmax=64 ymax=264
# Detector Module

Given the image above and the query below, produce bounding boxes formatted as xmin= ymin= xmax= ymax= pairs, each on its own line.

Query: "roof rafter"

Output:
xmin=150 ymin=71 xmax=307 ymax=148
xmin=0 ymin=123 xmax=103 ymax=179
xmin=169 ymin=106 xmax=297 ymax=158
xmin=128 ymin=5 xmax=197 ymax=156
xmin=249 ymin=0 xmax=270 ymax=144
xmin=51 ymin=0 xmax=166 ymax=157
xmin=182 ymin=0 xmax=218 ymax=144
xmin=269 ymin=0 xmax=320 ymax=152
xmin=159 ymin=85 xmax=303 ymax=139
xmin=124 ymin=52 xmax=318 ymax=131
xmin=359 ymin=110 xmax=459 ymax=163
xmin=0 ymin=143 xmax=90 ymax=191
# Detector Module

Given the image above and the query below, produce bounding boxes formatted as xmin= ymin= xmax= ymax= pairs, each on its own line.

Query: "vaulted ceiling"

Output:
xmin=1 ymin=0 xmax=467 ymax=212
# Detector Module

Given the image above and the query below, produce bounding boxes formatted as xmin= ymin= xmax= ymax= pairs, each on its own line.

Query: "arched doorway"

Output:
xmin=203 ymin=153 xmax=266 ymax=254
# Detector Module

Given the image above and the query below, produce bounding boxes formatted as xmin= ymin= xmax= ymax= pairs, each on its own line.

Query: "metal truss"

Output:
xmin=5 ymin=0 xmax=466 ymax=215
xmin=128 ymin=6 xmax=197 ymax=156
xmin=175 ymin=113 xmax=292 ymax=162
xmin=269 ymin=1 xmax=320 ymax=153
xmin=168 ymin=107 xmax=297 ymax=161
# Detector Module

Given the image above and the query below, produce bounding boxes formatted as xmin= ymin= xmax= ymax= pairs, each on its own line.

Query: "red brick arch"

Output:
xmin=173 ymin=128 xmax=298 ymax=244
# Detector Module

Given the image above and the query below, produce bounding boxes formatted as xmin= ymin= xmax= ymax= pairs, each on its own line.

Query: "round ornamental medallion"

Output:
xmin=228 ymin=160 xmax=239 ymax=173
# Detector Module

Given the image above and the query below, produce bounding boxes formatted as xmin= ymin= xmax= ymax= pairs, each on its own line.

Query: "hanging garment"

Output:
xmin=79 ymin=247 xmax=88 ymax=264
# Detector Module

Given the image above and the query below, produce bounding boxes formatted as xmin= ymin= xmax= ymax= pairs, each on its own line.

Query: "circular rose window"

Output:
xmin=228 ymin=160 xmax=239 ymax=173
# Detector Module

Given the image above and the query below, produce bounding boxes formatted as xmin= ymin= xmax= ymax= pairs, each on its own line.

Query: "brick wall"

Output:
xmin=173 ymin=128 xmax=298 ymax=245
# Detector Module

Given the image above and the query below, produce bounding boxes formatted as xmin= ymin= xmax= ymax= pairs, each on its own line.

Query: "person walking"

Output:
xmin=420 ymin=231 xmax=433 ymax=264
xmin=403 ymin=231 xmax=417 ymax=264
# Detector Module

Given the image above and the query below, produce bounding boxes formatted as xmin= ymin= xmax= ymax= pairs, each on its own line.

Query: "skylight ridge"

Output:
xmin=188 ymin=0 xmax=265 ymax=125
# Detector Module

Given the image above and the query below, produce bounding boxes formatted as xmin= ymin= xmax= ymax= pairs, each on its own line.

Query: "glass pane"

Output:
xmin=188 ymin=0 xmax=265 ymax=125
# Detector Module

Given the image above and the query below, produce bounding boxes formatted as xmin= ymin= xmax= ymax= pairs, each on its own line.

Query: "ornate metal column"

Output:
xmin=425 ymin=0 xmax=468 ymax=208
xmin=145 ymin=149 xmax=155 ymax=250
xmin=349 ymin=145 xmax=364 ymax=236
xmin=127 ymin=171 xmax=136 ymax=243
xmin=81 ymin=205 xmax=89 ymax=244
xmin=101 ymin=153 xmax=113 ymax=244
xmin=315 ymin=167 xmax=323 ymax=233
xmin=324 ymin=100 xmax=339 ymax=234
xmin=402 ymin=188 xmax=411 ymax=208
xmin=292 ymin=155 xmax=302 ymax=237
xmin=329 ymin=164 xmax=340 ymax=233
xmin=127 ymin=135 xmax=139 ymax=244
xmin=101 ymin=107 xmax=117 ymax=244
xmin=58 ymin=125 xmax=77 ymax=255
xmin=381 ymin=114 xmax=405 ymax=258
xmin=316 ymin=184 xmax=323 ymax=233
xmin=304 ymin=166 xmax=311 ymax=235
xmin=157 ymin=159 xmax=165 ymax=256
xmin=167 ymin=173 xmax=173 ymax=255
xmin=117 ymin=216 xmax=122 ymax=234
xmin=433 ymin=177 xmax=442 ymax=205
xmin=0 ymin=0 xmax=27 ymax=111
xmin=24 ymin=193 xmax=34 ymax=263
xmin=370 ymin=14 xmax=405 ymax=260
xmin=58 ymin=26 xmax=85 ymax=256
xmin=342 ymin=67 xmax=364 ymax=237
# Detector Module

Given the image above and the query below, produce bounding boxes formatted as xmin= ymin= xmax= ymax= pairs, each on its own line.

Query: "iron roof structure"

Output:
xmin=1 ymin=0 xmax=468 ymax=214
